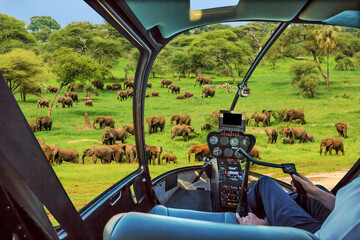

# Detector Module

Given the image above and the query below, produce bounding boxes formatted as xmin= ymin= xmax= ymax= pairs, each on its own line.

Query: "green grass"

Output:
xmin=16 ymin=57 xmax=360 ymax=217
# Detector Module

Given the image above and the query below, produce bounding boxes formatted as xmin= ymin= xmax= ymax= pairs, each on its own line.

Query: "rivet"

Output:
xmin=142 ymin=178 xmax=146 ymax=182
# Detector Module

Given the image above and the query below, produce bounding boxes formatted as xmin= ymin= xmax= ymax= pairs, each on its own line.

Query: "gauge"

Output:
xmin=240 ymin=137 xmax=250 ymax=148
xmin=209 ymin=136 xmax=218 ymax=145
xmin=230 ymin=137 xmax=240 ymax=147
xmin=224 ymin=148 xmax=233 ymax=157
xmin=220 ymin=137 xmax=229 ymax=146
xmin=234 ymin=150 xmax=244 ymax=159
xmin=213 ymin=147 xmax=222 ymax=157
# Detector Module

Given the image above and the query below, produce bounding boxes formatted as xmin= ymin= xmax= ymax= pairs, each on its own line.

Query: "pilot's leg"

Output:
xmin=247 ymin=176 xmax=322 ymax=233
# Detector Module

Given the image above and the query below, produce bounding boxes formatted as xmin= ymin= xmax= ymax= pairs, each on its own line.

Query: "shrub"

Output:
xmin=335 ymin=56 xmax=355 ymax=71
xmin=83 ymin=83 xmax=99 ymax=97
xmin=272 ymin=109 xmax=287 ymax=123
xmin=289 ymin=62 xmax=321 ymax=98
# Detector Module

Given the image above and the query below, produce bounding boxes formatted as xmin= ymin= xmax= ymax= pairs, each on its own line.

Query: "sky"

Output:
xmin=0 ymin=0 xmax=245 ymax=28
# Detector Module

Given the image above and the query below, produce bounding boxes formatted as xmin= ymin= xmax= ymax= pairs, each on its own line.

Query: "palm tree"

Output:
xmin=315 ymin=26 xmax=337 ymax=91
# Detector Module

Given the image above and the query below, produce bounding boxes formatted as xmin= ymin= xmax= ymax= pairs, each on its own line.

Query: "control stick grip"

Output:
xmin=291 ymin=173 xmax=306 ymax=195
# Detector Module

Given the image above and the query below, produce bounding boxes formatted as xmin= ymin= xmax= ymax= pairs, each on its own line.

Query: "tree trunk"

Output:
xmin=312 ymin=51 xmax=330 ymax=91
xmin=223 ymin=61 xmax=236 ymax=84
xmin=177 ymin=72 xmax=181 ymax=81
xmin=48 ymin=83 xmax=64 ymax=117
xmin=326 ymin=51 xmax=330 ymax=86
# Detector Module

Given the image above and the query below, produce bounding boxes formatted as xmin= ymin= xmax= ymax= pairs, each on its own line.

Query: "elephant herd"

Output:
xmin=28 ymin=116 xmax=52 ymax=132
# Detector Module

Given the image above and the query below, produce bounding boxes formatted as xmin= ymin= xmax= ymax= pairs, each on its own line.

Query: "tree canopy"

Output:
xmin=27 ymin=16 xmax=61 ymax=31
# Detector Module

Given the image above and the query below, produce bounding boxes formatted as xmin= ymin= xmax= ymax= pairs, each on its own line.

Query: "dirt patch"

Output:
xmin=341 ymin=82 xmax=350 ymax=86
xmin=277 ymin=169 xmax=349 ymax=190
xmin=67 ymin=139 xmax=101 ymax=144
xmin=246 ymin=129 xmax=265 ymax=134
xmin=310 ymin=123 xmax=335 ymax=127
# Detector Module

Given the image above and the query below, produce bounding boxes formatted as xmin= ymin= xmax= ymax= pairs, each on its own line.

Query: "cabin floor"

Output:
xmin=165 ymin=188 xmax=212 ymax=212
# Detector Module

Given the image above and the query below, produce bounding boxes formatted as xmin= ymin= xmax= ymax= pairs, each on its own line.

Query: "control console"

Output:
xmin=207 ymin=131 xmax=255 ymax=211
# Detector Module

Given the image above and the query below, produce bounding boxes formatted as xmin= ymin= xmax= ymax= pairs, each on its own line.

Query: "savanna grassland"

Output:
xmin=16 ymin=57 xmax=360 ymax=213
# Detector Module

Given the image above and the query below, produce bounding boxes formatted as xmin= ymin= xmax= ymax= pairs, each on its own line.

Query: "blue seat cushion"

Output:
xmin=150 ymin=205 xmax=238 ymax=224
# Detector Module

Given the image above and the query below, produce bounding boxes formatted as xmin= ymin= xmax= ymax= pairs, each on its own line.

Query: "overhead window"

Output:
xmin=190 ymin=0 xmax=240 ymax=11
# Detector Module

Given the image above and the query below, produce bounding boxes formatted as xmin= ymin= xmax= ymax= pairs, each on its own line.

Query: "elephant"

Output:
xmin=250 ymin=113 xmax=268 ymax=127
xmin=147 ymin=82 xmax=152 ymax=88
xmin=36 ymin=116 xmax=52 ymax=131
xmin=265 ymin=128 xmax=278 ymax=144
xmin=162 ymin=154 xmax=177 ymax=164
xmin=117 ymin=91 xmax=128 ymax=101
xmin=283 ymin=109 xmax=307 ymax=124
xmin=184 ymin=92 xmax=193 ymax=98
xmin=335 ymin=122 xmax=348 ymax=138
xmin=194 ymin=76 xmax=212 ymax=86
xmin=262 ymin=110 xmax=273 ymax=126
xmin=111 ymin=128 xmax=127 ymax=143
xmin=91 ymin=80 xmax=104 ymax=90
xmin=67 ymin=92 xmax=78 ymax=102
xmin=46 ymin=86 xmax=52 ymax=93
xmin=250 ymin=147 xmax=261 ymax=160
xmin=56 ymin=96 xmax=73 ymax=108
xmin=106 ymin=85 xmax=113 ymax=90
xmin=102 ymin=129 xmax=117 ymax=145
xmin=320 ymin=138 xmax=344 ymax=155
xmin=245 ymin=115 xmax=249 ymax=126
xmin=83 ymin=97 xmax=91 ymax=102
xmin=145 ymin=94 xmax=149 ymax=98
xmin=201 ymin=88 xmax=215 ymax=98
xmin=82 ymin=146 xmax=114 ymax=164
xmin=145 ymin=144 xmax=162 ymax=165
xmin=176 ymin=94 xmax=185 ymax=99
xmin=168 ymin=84 xmax=180 ymax=94
xmin=84 ymin=100 xmax=93 ymax=106
xmin=67 ymin=83 xmax=76 ymax=92
xmin=121 ymin=124 xmax=135 ymax=135
xmin=93 ymin=116 xmax=115 ymax=129
xmin=40 ymin=145 xmax=53 ymax=163
xmin=281 ymin=127 xmax=307 ymax=144
xmin=306 ymin=133 xmax=315 ymax=142
xmin=201 ymin=122 xmax=212 ymax=131
xmin=151 ymin=91 xmax=159 ymax=97
xmin=127 ymin=89 xmax=134 ymax=98
xmin=210 ymin=110 xmax=220 ymax=120
xmin=125 ymin=144 xmax=137 ymax=163
xmin=188 ymin=145 xmax=210 ymax=162
xmin=37 ymin=138 xmax=45 ymax=145
xmin=48 ymin=86 xmax=58 ymax=93
xmin=125 ymin=81 xmax=134 ymax=89
xmin=51 ymin=146 xmax=79 ymax=164
xmin=31 ymin=85 xmax=42 ymax=93
xmin=112 ymin=83 xmax=122 ymax=90
xmin=160 ymin=79 xmax=173 ymax=88
xmin=171 ymin=125 xmax=199 ymax=142
xmin=170 ymin=114 xmax=191 ymax=125
xmin=28 ymin=120 xmax=37 ymax=133
xmin=107 ymin=145 xmax=125 ymax=163
xmin=37 ymin=98 xmax=49 ymax=108
xmin=146 ymin=116 xmax=165 ymax=134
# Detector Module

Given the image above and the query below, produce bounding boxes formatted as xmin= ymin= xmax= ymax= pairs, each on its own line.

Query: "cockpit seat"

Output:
xmin=150 ymin=204 xmax=238 ymax=224
xmin=103 ymin=211 xmax=317 ymax=240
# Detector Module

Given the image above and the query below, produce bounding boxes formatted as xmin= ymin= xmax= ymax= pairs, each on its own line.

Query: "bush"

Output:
xmin=289 ymin=62 xmax=321 ymax=98
xmin=335 ymin=57 xmax=355 ymax=71
xmin=83 ymin=83 xmax=99 ymax=98
xmin=272 ymin=109 xmax=287 ymax=122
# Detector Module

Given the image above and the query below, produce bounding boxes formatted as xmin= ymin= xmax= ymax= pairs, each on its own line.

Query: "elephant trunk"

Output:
xmin=193 ymin=130 xmax=200 ymax=135
xmin=320 ymin=144 xmax=324 ymax=155
xmin=82 ymin=154 xmax=86 ymax=164
xmin=188 ymin=154 xmax=191 ymax=162
xmin=92 ymin=122 xmax=96 ymax=129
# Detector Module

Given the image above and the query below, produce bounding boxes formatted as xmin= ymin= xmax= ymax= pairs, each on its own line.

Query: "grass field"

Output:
xmin=16 ymin=57 xmax=360 ymax=214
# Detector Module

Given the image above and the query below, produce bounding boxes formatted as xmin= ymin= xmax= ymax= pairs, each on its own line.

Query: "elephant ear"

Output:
xmin=152 ymin=118 xmax=160 ymax=125
xmin=185 ymin=126 xmax=192 ymax=133
xmin=109 ymin=130 xmax=115 ymax=138
xmin=325 ymin=138 xmax=333 ymax=147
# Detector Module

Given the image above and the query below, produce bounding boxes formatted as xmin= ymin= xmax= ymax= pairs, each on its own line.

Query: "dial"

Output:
xmin=240 ymin=137 xmax=250 ymax=148
xmin=213 ymin=147 xmax=222 ymax=157
xmin=230 ymin=137 xmax=240 ymax=147
xmin=234 ymin=150 xmax=244 ymax=159
xmin=224 ymin=148 xmax=233 ymax=157
xmin=220 ymin=137 xmax=229 ymax=146
xmin=209 ymin=136 xmax=218 ymax=145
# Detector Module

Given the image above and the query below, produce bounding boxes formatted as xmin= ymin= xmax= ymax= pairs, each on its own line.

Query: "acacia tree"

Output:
xmin=315 ymin=26 xmax=337 ymax=91
xmin=0 ymin=49 xmax=50 ymax=101
xmin=27 ymin=16 xmax=61 ymax=31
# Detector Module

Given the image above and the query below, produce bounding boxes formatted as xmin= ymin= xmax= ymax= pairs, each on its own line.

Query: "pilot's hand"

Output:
xmin=292 ymin=174 xmax=318 ymax=199
xmin=236 ymin=212 xmax=267 ymax=225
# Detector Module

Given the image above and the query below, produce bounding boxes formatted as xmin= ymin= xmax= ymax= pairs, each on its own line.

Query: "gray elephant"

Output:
xmin=147 ymin=82 xmax=152 ymax=88
xmin=262 ymin=110 xmax=272 ymax=126
xmin=111 ymin=128 xmax=127 ymax=143
xmin=194 ymin=76 xmax=212 ymax=86
xmin=82 ymin=146 xmax=114 ymax=164
xmin=102 ymin=129 xmax=117 ymax=145
xmin=283 ymin=109 xmax=306 ymax=124
xmin=170 ymin=114 xmax=191 ymax=125
xmin=37 ymin=98 xmax=49 ymax=108
xmin=51 ymin=145 xmax=79 ymax=164
xmin=107 ymin=144 xmax=125 ymax=163
xmin=28 ymin=120 xmax=37 ymax=133
xmin=145 ymin=144 xmax=162 ymax=165
xmin=160 ymin=79 xmax=172 ymax=88
xmin=57 ymin=97 xmax=73 ymax=108
xmin=250 ymin=113 xmax=268 ymax=127
xmin=146 ymin=116 xmax=165 ymax=134
xmin=306 ymin=133 xmax=315 ymax=142
xmin=125 ymin=144 xmax=137 ymax=163
xmin=67 ymin=83 xmax=77 ymax=92
xmin=281 ymin=127 xmax=307 ymax=144
xmin=162 ymin=154 xmax=177 ymax=164
xmin=84 ymin=100 xmax=93 ymax=106
xmin=151 ymin=91 xmax=159 ymax=97
xmin=121 ymin=124 xmax=135 ymax=135
xmin=265 ymin=128 xmax=278 ymax=144
xmin=201 ymin=122 xmax=212 ymax=131
xmin=36 ymin=116 xmax=52 ymax=131
xmin=201 ymin=88 xmax=215 ymax=98
xmin=176 ymin=94 xmax=185 ymax=99
xmin=127 ymin=89 xmax=134 ymax=98
xmin=320 ymin=138 xmax=344 ymax=155
xmin=335 ymin=122 xmax=348 ymax=138
xmin=48 ymin=86 xmax=58 ymax=93
xmin=64 ymin=92 xmax=78 ymax=103
xmin=93 ymin=116 xmax=115 ymax=129
xmin=91 ymin=80 xmax=104 ymax=90
xmin=41 ymin=145 xmax=53 ymax=163
xmin=168 ymin=84 xmax=180 ymax=94
xmin=117 ymin=91 xmax=128 ymax=101
xmin=112 ymin=83 xmax=122 ymax=90
xmin=184 ymin=92 xmax=193 ymax=98
xmin=171 ymin=125 xmax=200 ymax=142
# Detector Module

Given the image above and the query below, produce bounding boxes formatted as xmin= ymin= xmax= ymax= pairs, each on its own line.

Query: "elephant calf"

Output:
xmin=28 ymin=120 xmax=37 ymax=133
xmin=162 ymin=154 xmax=177 ymax=164
xmin=188 ymin=145 xmax=210 ymax=162
xmin=176 ymin=94 xmax=185 ymax=100
xmin=320 ymin=138 xmax=344 ymax=155
xmin=117 ymin=91 xmax=128 ymax=101
xmin=250 ymin=147 xmax=261 ymax=160
xmin=151 ymin=91 xmax=159 ymax=97
xmin=184 ymin=92 xmax=193 ymax=98
xmin=306 ymin=133 xmax=315 ymax=142
xmin=250 ymin=113 xmax=268 ymax=127
xmin=335 ymin=122 xmax=348 ymax=138
xmin=265 ymin=128 xmax=278 ymax=144
xmin=84 ymin=100 xmax=93 ymax=106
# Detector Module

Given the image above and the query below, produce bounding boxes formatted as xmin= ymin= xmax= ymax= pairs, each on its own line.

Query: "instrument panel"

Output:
xmin=207 ymin=131 xmax=256 ymax=210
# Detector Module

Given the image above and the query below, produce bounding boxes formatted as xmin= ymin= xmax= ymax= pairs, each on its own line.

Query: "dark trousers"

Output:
xmin=247 ymin=176 xmax=332 ymax=233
